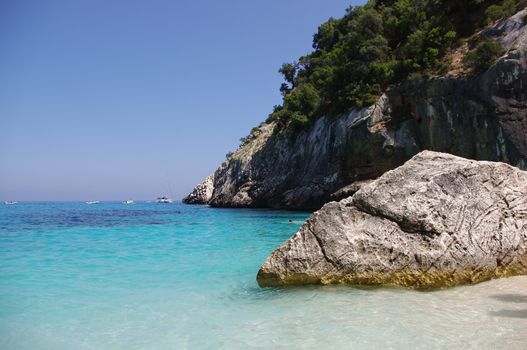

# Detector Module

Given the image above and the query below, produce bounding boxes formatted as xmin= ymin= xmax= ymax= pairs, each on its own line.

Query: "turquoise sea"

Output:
xmin=1 ymin=202 xmax=526 ymax=349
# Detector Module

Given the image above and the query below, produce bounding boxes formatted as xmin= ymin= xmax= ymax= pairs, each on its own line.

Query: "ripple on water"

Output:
xmin=0 ymin=203 xmax=526 ymax=349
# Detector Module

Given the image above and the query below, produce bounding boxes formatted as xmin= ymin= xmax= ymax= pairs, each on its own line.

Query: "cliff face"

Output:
xmin=181 ymin=174 xmax=215 ymax=204
xmin=184 ymin=10 xmax=527 ymax=210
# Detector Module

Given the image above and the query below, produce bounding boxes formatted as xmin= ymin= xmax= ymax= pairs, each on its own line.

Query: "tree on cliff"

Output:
xmin=267 ymin=0 xmax=525 ymax=131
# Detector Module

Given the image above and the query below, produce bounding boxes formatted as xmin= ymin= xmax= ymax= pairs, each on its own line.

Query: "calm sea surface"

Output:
xmin=0 ymin=202 xmax=526 ymax=349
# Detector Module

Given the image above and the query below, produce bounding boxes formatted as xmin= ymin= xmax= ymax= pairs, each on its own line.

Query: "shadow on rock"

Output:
xmin=489 ymin=293 xmax=527 ymax=303
xmin=489 ymin=309 xmax=527 ymax=319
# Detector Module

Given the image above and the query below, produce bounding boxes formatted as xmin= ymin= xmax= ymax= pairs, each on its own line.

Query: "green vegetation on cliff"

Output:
xmin=485 ymin=0 xmax=524 ymax=23
xmin=463 ymin=38 xmax=505 ymax=72
xmin=268 ymin=0 xmax=525 ymax=131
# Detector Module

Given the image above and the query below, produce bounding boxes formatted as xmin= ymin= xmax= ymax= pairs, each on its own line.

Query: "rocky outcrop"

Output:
xmin=184 ymin=9 xmax=527 ymax=210
xmin=257 ymin=151 xmax=527 ymax=289
xmin=182 ymin=174 xmax=215 ymax=204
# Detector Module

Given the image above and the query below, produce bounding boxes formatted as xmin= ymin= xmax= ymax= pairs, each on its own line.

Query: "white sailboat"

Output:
xmin=122 ymin=199 xmax=134 ymax=205
xmin=156 ymin=196 xmax=173 ymax=203
xmin=156 ymin=176 xmax=175 ymax=203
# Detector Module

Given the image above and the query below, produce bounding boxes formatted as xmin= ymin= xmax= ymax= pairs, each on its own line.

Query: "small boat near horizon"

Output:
xmin=85 ymin=201 xmax=100 ymax=205
xmin=156 ymin=197 xmax=173 ymax=203
xmin=122 ymin=199 xmax=134 ymax=205
xmin=4 ymin=201 xmax=17 ymax=205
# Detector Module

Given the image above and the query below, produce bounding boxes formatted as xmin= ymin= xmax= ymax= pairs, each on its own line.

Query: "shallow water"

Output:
xmin=1 ymin=202 xmax=526 ymax=349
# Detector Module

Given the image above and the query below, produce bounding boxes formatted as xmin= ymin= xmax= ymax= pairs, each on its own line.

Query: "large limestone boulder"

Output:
xmin=257 ymin=151 xmax=527 ymax=289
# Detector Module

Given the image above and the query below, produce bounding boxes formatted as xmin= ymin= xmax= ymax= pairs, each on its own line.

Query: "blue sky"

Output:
xmin=0 ymin=0 xmax=362 ymax=201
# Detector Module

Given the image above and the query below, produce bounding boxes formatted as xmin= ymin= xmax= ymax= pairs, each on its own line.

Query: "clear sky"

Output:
xmin=0 ymin=0 xmax=363 ymax=201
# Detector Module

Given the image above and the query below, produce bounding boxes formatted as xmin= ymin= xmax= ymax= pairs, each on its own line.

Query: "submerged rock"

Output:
xmin=257 ymin=151 xmax=527 ymax=289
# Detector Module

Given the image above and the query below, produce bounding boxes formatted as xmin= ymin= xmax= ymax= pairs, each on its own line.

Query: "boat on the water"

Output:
xmin=85 ymin=201 xmax=100 ymax=205
xmin=4 ymin=201 xmax=17 ymax=205
xmin=122 ymin=199 xmax=134 ymax=205
xmin=156 ymin=197 xmax=173 ymax=203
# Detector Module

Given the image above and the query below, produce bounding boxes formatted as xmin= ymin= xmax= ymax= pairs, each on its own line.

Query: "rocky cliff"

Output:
xmin=182 ymin=174 xmax=215 ymax=204
xmin=257 ymin=151 xmax=527 ymax=289
xmin=184 ymin=9 xmax=527 ymax=210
